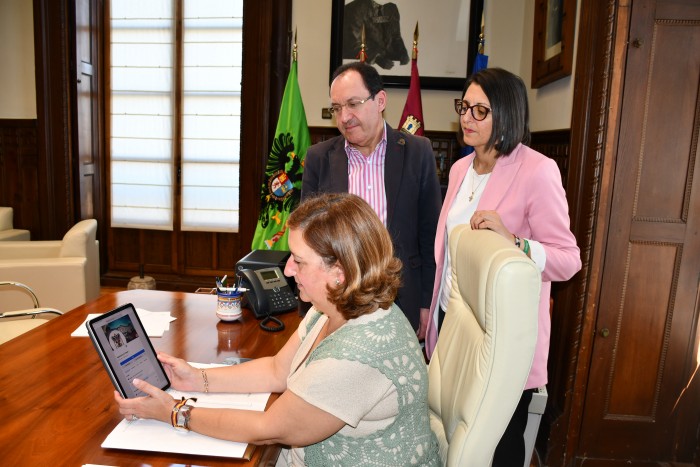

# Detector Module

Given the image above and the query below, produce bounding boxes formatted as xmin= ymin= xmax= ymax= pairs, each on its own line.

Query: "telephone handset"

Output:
xmin=237 ymin=267 xmax=297 ymax=319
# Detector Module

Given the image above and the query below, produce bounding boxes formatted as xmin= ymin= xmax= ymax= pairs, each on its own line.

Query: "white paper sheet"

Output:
xmin=102 ymin=364 xmax=270 ymax=459
xmin=71 ymin=308 xmax=176 ymax=337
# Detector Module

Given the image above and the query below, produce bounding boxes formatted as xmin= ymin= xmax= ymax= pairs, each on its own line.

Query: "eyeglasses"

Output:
xmin=454 ymin=99 xmax=491 ymax=121
xmin=328 ymin=95 xmax=375 ymax=115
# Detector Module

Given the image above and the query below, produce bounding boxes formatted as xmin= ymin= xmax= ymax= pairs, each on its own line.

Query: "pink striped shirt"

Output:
xmin=345 ymin=123 xmax=388 ymax=226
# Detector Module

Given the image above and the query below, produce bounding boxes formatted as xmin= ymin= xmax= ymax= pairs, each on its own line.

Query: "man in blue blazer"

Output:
xmin=301 ymin=62 xmax=441 ymax=337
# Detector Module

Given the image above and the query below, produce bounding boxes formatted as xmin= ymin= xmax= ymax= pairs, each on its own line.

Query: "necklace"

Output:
xmin=469 ymin=166 xmax=488 ymax=202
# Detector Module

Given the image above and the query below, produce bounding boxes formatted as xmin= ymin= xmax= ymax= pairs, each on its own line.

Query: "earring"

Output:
xmin=335 ymin=278 xmax=340 ymax=286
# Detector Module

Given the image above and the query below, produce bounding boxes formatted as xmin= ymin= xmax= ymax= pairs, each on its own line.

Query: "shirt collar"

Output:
xmin=344 ymin=120 xmax=387 ymax=157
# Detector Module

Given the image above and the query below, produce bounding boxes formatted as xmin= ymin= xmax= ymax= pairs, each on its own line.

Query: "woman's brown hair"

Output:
xmin=287 ymin=193 xmax=402 ymax=319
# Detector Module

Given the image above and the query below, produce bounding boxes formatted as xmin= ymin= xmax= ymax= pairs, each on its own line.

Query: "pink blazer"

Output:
xmin=425 ymin=144 xmax=581 ymax=389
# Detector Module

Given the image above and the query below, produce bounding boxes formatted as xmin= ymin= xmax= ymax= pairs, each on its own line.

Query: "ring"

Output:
xmin=131 ymin=414 xmax=139 ymax=421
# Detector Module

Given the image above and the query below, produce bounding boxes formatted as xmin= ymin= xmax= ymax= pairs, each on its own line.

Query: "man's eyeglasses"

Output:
xmin=328 ymin=95 xmax=375 ymax=115
xmin=454 ymin=99 xmax=491 ymax=121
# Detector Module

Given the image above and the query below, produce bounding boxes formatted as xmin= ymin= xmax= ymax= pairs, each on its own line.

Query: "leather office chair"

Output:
xmin=0 ymin=207 xmax=30 ymax=241
xmin=0 ymin=219 xmax=100 ymax=313
xmin=0 ymin=281 xmax=62 ymax=345
xmin=428 ymin=226 xmax=541 ymax=466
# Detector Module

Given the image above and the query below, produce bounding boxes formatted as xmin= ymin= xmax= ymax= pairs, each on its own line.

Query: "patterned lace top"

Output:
xmin=291 ymin=304 xmax=439 ymax=466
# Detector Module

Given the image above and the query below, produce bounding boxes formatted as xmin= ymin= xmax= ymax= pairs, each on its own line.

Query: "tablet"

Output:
xmin=86 ymin=302 xmax=170 ymax=398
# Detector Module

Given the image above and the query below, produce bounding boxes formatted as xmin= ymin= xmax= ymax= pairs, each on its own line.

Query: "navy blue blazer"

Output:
xmin=301 ymin=125 xmax=441 ymax=330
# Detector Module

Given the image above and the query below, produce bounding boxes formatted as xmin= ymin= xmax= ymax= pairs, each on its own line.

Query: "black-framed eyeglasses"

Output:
xmin=454 ymin=99 xmax=491 ymax=121
xmin=328 ymin=95 xmax=375 ymax=115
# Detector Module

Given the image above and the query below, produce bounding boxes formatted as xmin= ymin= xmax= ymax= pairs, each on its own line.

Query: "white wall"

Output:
xmin=0 ymin=0 xmax=36 ymax=119
xmin=0 ymin=0 xmax=576 ymax=129
xmin=292 ymin=0 xmax=578 ymax=133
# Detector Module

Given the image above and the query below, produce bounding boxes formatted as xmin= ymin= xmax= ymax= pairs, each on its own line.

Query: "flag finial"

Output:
xmin=293 ymin=28 xmax=298 ymax=62
xmin=359 ymin=25 xmax=367 ymax=62
xmin=411 ymin=22 xmax=419 ymax=60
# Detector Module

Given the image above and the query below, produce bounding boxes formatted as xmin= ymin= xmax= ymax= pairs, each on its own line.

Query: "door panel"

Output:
xmin=75 ymin=0 xmax=102 ymax=223
xmin=577 ymin=0 xmax=700 ymax=463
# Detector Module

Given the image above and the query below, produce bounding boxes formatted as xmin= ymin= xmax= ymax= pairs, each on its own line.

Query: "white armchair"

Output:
xmin=428 ymin=226 xmax=542 ymax=466
xmin=0 ymin=219 xmax=100 ymax=313
xmin=0 ymin=207 xmax=30 ymax=241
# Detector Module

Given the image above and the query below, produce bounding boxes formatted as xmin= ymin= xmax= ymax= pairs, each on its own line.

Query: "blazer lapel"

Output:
xmin=384 ymin=127 xmax=405 ymax=228
xmin=328 ymin=138 xmax=349 ymax=193
xmin=478 ymin=144 xmax=524 ymax=210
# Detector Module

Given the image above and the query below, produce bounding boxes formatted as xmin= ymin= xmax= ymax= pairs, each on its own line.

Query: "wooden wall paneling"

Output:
xmin=183 ymin=231 xmax=217 ymax=271
xmin=531 ymin=129 xmax=571 ymax=191
xmin=0 ymin=120 xmax=40 ymax=234
xmin=307 ymin=126 xmax=571 ymax=198
xmin=143 ymin=230 xmax=176 ymax=275
xmin=308 ymin=126 xmax=341 ymax=145
xmin=110 ymin=228 xmax=139 ymax=268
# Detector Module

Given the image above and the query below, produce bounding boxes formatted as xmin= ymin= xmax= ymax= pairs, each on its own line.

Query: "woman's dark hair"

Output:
xmin=287 ymin=193 xmax=402 ymax=320
xmin=331 ymin=61 xmax=385 ymax=97
xmin=464 ymin=67 xmax=531 ymax=156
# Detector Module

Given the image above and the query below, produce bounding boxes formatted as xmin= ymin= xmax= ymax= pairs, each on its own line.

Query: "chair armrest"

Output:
xmin=0 ymin=308 xmax=63 ymax=320
xmin=0 ymin=207 xmax=12 ymax=230
xmin=0 ymin=281 xmax=40 ymax=308
xmin=0 ymin=241 xmax=63 ymax=259
xmin=0 ymin=230 xmax=30 ymax=241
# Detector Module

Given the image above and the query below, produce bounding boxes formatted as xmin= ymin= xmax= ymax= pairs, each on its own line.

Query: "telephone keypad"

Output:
xmin=270 ymin=288 xmax=297 ymax=313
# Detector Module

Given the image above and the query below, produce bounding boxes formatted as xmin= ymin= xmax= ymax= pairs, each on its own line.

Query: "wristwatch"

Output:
xmin=174 ymin=403 xmax=194 ymax=432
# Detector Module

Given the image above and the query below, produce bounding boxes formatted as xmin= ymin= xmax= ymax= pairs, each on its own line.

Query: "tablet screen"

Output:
xmin=87 ymin=303 xmax=170 ymax=398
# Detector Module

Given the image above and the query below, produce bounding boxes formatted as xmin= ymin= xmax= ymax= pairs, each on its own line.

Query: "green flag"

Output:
xmin=251 ymin=59 xmax=310 ymax=251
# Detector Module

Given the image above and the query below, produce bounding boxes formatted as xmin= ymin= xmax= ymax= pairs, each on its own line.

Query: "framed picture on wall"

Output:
xmin=329 ymin=0 xmax=484 ymax=90
xmin=531 ymin=0 xmax=576 ymax=88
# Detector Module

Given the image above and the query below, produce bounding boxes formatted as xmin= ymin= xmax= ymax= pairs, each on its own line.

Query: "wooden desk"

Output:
xmin=0 ymin=289 xmax=303 ymax=466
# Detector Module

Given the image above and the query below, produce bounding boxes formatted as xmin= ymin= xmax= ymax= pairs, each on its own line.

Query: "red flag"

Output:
xmin=398 ymin=56 xmax=424 ymax=136
xmin=398 ymin=23 xmax=424 ymax=136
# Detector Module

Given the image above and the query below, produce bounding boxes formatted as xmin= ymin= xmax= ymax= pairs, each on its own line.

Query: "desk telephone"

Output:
xmin=237 ymin=267 xmax=297 ymax=319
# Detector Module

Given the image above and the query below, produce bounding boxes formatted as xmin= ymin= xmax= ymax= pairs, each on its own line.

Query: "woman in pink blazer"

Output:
xmin=425 ymin=68 xmax=581 ymax=466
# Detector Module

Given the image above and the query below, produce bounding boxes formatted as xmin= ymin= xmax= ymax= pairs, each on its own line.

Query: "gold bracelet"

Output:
xmin=201 ymin=369 xmax=209 ymax=393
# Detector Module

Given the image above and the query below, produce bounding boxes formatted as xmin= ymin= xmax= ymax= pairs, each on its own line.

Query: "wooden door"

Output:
xmin=74 ymin=0 xmax=103 ymax=223
xmin=576 ymin=0 xmax=700 ymax=464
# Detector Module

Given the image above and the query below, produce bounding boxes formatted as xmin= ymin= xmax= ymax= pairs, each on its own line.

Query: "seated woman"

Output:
xmin=114 ymin=192 xmax=439 ymax=467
